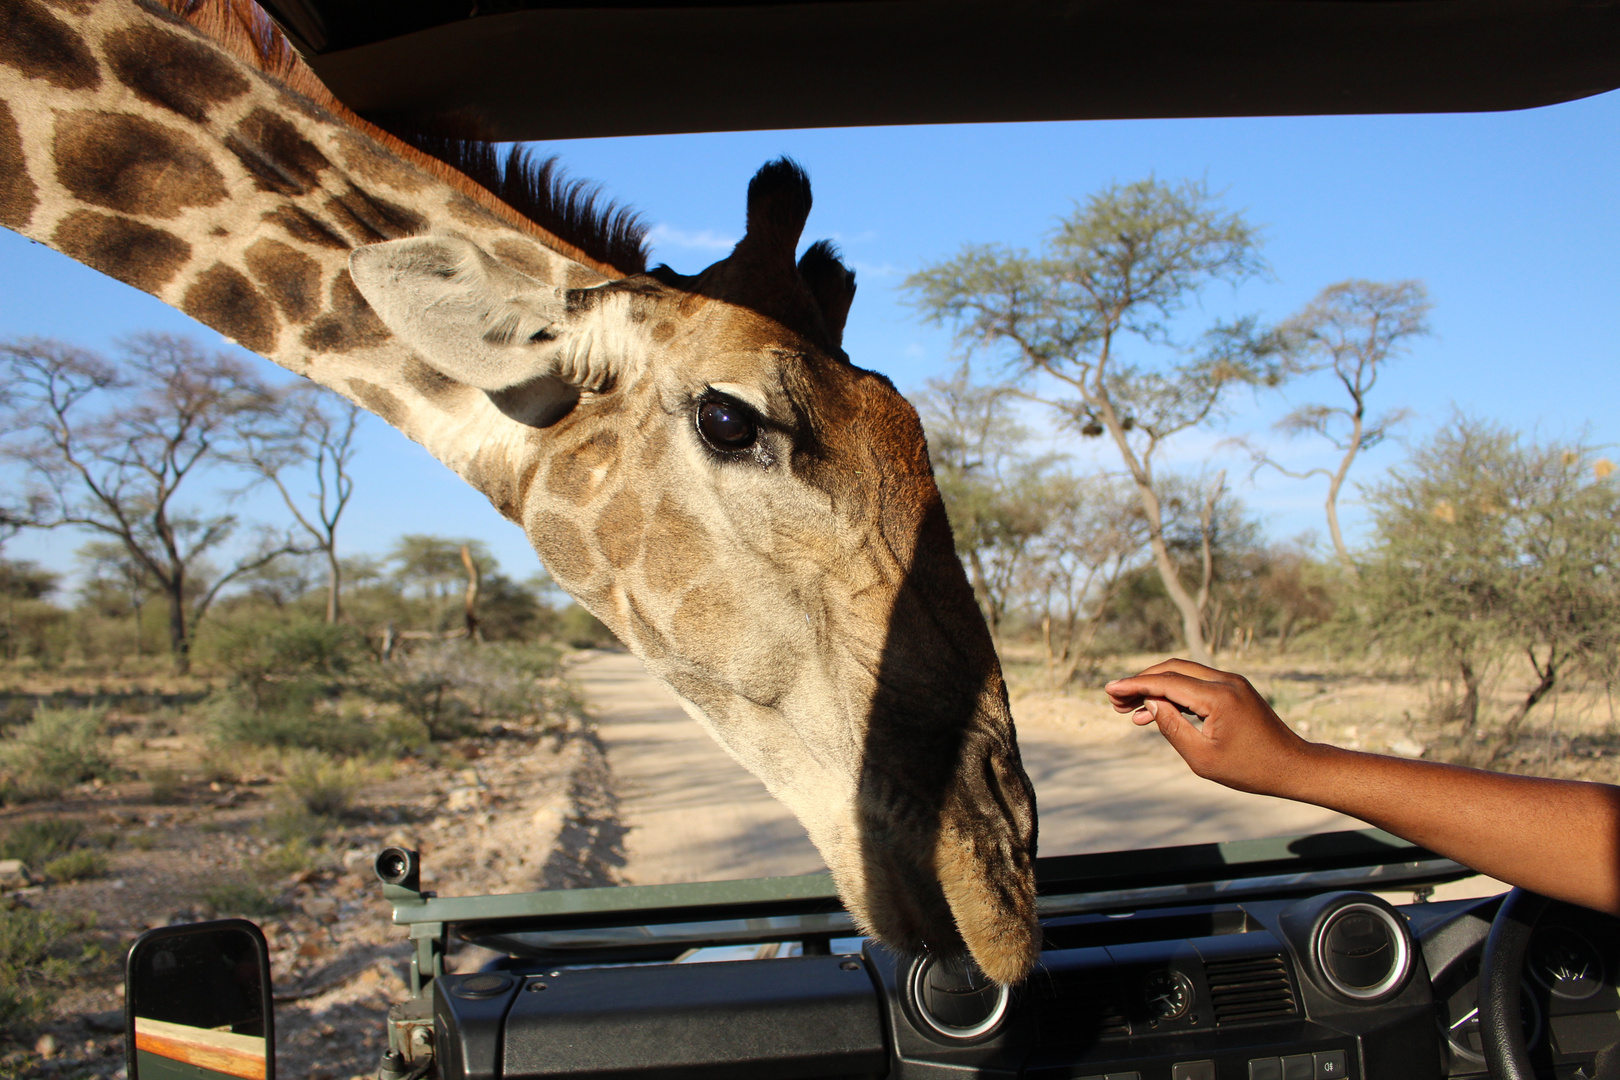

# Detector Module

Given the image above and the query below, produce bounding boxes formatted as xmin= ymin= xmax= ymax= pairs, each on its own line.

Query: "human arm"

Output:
xmin=1105 ymin=658 xmax=1620 ymax=916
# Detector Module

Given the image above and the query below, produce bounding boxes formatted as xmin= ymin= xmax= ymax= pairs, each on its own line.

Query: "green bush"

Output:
xmin=384 ymin=641 xmax=565 ymax=739
xmin=0 ymin=707 xmax=114 ymax=801
xmin=43 ymin=848 xmax=106 ymax=882
xmin=0 ymin=905 xmax=75 ymax=1033
xmin=282 ymin=750 xmax=368 ymax=817
xmin=0 ymin=820 xmax=82 ymax=867
xmin=203 ymin=881 xmax=280 ymax=917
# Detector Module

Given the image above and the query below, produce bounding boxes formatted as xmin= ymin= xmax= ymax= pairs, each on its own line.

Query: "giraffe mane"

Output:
xmin=157 ymin=0 xmax=650 ymax=277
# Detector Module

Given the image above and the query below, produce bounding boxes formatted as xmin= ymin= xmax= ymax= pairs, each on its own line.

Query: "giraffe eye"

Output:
xmin=696 ymin=397 xmax=757 ymax=451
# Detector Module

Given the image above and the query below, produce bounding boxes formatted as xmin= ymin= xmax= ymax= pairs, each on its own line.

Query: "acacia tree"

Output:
xmin=1022 ymin=473 xmax=1149 ymax=688
xmin=1251 ymin=280 xmax=1431 ymax=576
xmin=907 ymin=178 xmax=1285 ymax=663
xmin=0 ymin=335 xmax=307 ymax=673
xmin=914 ymin=364 xmax=1051 ymax=652
xmin=1360 ymin=417 xmax=1620 ymax=759
xmin=233 ymin=386 xmax=362 ymax=623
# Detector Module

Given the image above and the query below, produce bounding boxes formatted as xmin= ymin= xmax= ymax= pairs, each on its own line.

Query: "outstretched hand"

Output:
xmin=1104 ymin=659 xmax=1318 ymax=797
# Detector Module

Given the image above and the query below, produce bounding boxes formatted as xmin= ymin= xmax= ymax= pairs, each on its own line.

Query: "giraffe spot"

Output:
xmin=493 ymin=239 xmax=550 ymax=280
xmin=53 ymin=210 xmax=190 ymax=293
xmin=651 ymin=319 xmax=676 ymax=343
xmin=402 ymin=357 xmax=462 ymax=400
xmin=597 ymin=495 xmax=645 ymax=569
xmin=0 ymin=102 xmax=37 ymax=229
xmin=104 ymin=26 xmax=249 ymax=124
xmin=544 ymin=429 xmax=620 ymax=504
xmin=262 ymin=205 xmax=347 ymax=250
xmin=324 ymin=184 xmax=425 ymax=243
xmin=244 ymin=238 xmax=320 ymax=323
xmin=567 ymin=264 xmax=607 ymax=289
xmin=54 ymin=110 xmax=225 ymax=218
xmin=345 ymin=378 xmax=403 ymax=427
xmin=672 ymin=588 xmax=744 ymax=676
xmin=530 ymin=511 xmax=597 ymax=589
xmin=182 ymin=262 xmax=278 ymax=354
xmin=331 ymin=129 xmax=428 ymax=193
xmin=302 ymin=269 xmax=391 ymax=352
xmin=637 ymin=425 xmax=672 ymax=470
xmin=445 ymin=192 xmax=502 ymax=230
xmin=0 ymin=0 xmax=99 ymax=90
xmin=642 ymin=501 xmax=708 ymax=596
xmin=466 ymin=445 xmax=521 ymax=522
xmin=225 ymin=107 xmax=330 ymax=196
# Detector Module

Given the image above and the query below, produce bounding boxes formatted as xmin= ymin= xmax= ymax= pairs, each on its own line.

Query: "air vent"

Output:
xmin=1205 ymin=954 xmax=1298 ymax=1025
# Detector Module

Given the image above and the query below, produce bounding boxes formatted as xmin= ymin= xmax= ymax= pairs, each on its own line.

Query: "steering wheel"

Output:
xmin=1479 ymin=888 xmax=1549 ymax=1080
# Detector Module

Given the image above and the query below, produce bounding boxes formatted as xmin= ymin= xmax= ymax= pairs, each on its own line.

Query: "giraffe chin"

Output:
xmin=823 ymin=753 xmax=1040 ymax=987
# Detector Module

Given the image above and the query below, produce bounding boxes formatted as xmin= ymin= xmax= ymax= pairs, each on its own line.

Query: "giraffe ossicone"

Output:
xmin=0 ymin=0 xmax=1039 ymax=983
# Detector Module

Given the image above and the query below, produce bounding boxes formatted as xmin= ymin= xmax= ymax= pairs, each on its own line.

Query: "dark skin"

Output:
xmin=1106 ymin=658 xmax=1620 ymax=917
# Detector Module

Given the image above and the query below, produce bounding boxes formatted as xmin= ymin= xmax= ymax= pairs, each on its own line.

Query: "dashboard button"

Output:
xmin=1173 ymin=1062 xmax=1215 ymax=1080
xmin=1282 ymin=1054 xmax=1314 ymax=1079
xmin=1250 ymin=1059 xmax=1283 ymax=1080
xmin=1315 ymin=1050 xmax=1348 ymax=1078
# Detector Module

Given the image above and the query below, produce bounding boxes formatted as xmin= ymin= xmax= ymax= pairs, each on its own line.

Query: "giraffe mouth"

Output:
xmin=848 ymin=729 xmax=1040 ymax=986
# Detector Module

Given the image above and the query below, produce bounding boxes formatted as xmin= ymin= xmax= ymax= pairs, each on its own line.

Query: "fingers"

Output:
xmin=1103 ymin=670 xmax=1233 ymax=717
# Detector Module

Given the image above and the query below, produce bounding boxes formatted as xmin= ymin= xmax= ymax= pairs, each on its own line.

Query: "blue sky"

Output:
xmin=3 ymin=92 xmax=1617 ymax=588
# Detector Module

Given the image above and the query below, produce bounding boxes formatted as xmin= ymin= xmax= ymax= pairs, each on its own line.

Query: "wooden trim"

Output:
xmin=134 ymin=1017 xmax=267 ymax=1080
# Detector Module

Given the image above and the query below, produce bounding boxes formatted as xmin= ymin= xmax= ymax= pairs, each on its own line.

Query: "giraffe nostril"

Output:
xmin=697 ymin=397 xmax=758 ymax=451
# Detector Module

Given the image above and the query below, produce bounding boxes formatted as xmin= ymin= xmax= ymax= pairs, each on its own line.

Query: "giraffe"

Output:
xmin=0 ymin=0 xmax=1040 ymax=982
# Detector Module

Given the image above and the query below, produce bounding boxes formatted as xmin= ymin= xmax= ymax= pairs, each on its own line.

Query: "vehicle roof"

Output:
xmin=258 ymin=0 xmax=1620 ymax=141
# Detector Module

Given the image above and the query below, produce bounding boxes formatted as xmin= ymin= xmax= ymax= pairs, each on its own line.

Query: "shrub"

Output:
xmin=203 ymin=881 xmax=280 ymax=917
xmin=385 ymin=641 xmax=565 ymax=738
xmin=258 ymin=838 xmax=323 ymax=878
xmin=0 ymin=820 xmax=82 ymax=867
xmin=282 ymin=750 xmax=368 ymax=817
xmin=43 ymin=849 xmax=106 ymax=882
xmin=0 ymin=707 xmax=114 ymax=801
xmin=0 ymin=905 xmax=75 ymax=1033
xmin=146 ymin=766 xmax=184 ymax=804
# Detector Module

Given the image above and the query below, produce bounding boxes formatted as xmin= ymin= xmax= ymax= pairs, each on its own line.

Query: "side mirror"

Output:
xmin=125 ymin=919 xmax=276 ymax=1080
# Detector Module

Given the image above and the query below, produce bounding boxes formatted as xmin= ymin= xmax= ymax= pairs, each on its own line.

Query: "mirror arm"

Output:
xmin=408 ymin=921 xmax=447 ymax=998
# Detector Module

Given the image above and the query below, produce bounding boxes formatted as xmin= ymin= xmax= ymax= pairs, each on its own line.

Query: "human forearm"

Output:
xmin=1275 ymin=743 xmax=1620 ymax=915
xmin=1107 ymin=659 xmax=1620 ymax=917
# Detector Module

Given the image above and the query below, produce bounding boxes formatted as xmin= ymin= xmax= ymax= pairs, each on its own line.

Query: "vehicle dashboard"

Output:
xmin=372 ymin=832 xmax=1619 ymax=1080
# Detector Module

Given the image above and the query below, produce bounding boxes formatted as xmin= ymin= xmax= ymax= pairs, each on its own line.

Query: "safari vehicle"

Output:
xmin=80 ymin=0 xmax=1620 ymax=1077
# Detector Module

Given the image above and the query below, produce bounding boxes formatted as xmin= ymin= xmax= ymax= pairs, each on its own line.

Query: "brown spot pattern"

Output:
xmin=492 ymin=239 xmax=550 ymax=280
xmin=104 ymin=26 xmax=249 ymax=123
xmin=671 ymin=587 xmax=741 ymax=665
xmin=0 ymin=102 xmax=37 ymax=228
xmin=262 ymin=205 xmax=347 ymax=250
xmin=182 ymin=262 xmax=277 ymax=354
xmin=402 ymin=357 xmax=457 ymax=400
xmin=445 ymin=192 xmax=501 ymax=229
xmin=332 ymin=129 xmax=427 ymax=193
xmin=530 ymin=511 xmax=596 ymax=588
xmin=597 ymin=495 xmax=645 ymax=569
xmin=224 ymin=107 xmax=329 ymax=196
xmin=244 ymin=238 xmax=320 ymax=323
xmin=53 ymin=210 xmax=190 ymax=292
xmin=0 ymin=0 xmax=98 ymax=89
xmin=302 ymin=270 xmax=391 ymax=353
xmin=566 ymin=264 xmax=606 ymax=289
xmin=642 ymin=500 xmax=707 ymax=596
xmin=345 ymin=378 xmax=403 ymax=427
xmin=544 ymin=429 xmax=620 ymax=505
xmin=324 ymin=184 xmax=425 ymax=243
xmin=466 ymin=446 xmax=520 ymax=521
xmin=54 ymin=110 xmax=225 ymax=218
xmin=651 ymin=319 xmax=676 ymax=343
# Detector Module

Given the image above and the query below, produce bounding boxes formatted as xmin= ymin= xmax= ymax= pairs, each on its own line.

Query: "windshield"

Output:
xmin=2 ymin=89 xmax=1615 ymax=1005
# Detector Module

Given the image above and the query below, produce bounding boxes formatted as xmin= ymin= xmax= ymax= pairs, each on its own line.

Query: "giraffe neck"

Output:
xmin=0 ymin=0 xmax=603 ymax=496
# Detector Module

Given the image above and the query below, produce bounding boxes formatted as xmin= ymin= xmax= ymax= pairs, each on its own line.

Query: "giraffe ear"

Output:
xmin=350 ymin=235 xmax=609 ymax=393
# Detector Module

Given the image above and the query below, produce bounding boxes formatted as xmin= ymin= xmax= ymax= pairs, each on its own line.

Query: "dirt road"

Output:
xmin=568 ymin=650 xmax=1367 ymax=885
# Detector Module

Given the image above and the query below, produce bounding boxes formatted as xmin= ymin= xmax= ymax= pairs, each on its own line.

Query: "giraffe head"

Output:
xmin=351 ymin=159 xmax=1039 ymax=983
